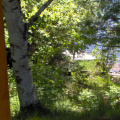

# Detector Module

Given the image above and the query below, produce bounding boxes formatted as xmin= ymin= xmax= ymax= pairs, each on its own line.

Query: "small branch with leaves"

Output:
xmin=27 ymin=0 xmax=53 ymax=28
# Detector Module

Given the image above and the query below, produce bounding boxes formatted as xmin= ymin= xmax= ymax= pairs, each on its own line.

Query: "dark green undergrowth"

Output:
xmin=8 ymin=60 xmax=120 ymax=120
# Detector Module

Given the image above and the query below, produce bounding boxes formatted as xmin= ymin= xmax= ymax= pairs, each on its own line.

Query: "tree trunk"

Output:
xmin=2 ymin=0 xmax=45 ymax=112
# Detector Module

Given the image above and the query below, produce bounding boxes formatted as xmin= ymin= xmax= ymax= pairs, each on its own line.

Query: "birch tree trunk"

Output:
xmin=2 ymin=0 xmax=53 ymax=112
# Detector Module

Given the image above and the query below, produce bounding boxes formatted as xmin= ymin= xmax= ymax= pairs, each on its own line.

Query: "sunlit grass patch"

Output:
xmin=10 ymin=95 xmax=20 ymax=117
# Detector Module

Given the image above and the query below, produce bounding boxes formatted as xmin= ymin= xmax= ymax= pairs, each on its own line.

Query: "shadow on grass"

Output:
xmin=12 ymin=103 xmax=120 ymax=120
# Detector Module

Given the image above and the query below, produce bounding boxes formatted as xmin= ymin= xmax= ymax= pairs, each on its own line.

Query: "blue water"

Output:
xmin=86 ymin=44 xmax=120 ymax=58
xmin=116 ymin=53 xmax=120 ymax=58
xmin=118 ymin=60 xmax=120 ymax=63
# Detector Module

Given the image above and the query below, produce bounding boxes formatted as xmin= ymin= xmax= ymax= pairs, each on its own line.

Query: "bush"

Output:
xmin=31 ymin=63 xmax=69 ymax=108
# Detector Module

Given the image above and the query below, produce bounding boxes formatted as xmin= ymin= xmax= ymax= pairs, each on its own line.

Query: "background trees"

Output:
xmin=96 ymin=0 xmax=120 ymax=46
xmin=92 ymin=0 xmax=120 ymax=74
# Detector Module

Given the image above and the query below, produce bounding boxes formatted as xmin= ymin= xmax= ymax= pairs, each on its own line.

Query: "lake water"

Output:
xmin=86 ymin=44 xmax=120 ymax=58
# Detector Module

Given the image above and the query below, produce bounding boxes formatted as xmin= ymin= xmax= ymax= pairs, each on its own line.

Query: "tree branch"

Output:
xmin=27 ymin=0 xmax=53 ymax=28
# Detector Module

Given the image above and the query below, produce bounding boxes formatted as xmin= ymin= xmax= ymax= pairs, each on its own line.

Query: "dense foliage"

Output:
xmin=5 ymin=0 xmax=120 ymax=119
xmin=20 ymin=0 xmax=99 ymax=65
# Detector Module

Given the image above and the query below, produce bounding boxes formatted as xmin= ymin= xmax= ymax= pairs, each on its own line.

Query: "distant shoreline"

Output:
xmin=109 ymin=73 xmax=120 ymax=77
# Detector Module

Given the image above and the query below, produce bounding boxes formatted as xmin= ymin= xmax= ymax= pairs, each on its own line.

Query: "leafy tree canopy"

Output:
xmin=19 ymin=0 xmax=99 ymax=64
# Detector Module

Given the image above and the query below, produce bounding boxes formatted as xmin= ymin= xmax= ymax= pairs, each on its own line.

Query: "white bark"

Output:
xmin=2 ymin=0 xmax=53 ymax=111
xmin=2 ymin=0 xmax=39 ymax=109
